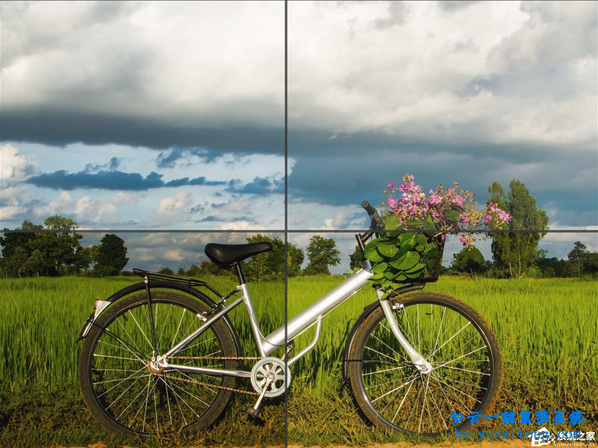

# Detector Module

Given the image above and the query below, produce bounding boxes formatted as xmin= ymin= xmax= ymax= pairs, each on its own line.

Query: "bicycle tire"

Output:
xmin=346 ymin=291 xmax=502 ymax=436
xmin=78 ymin=289 xmax=238 ymax=438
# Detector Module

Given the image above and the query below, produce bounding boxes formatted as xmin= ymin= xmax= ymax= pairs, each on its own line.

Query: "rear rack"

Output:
xmin=132 ymin=268 xmax=225 ymax=299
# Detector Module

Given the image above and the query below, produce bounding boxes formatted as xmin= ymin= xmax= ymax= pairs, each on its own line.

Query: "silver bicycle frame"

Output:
xmin=163 ymin=265 xmax=430 ymax=378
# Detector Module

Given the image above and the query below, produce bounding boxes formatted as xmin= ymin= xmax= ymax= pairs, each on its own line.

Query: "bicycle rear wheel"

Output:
xmin=78 ymin=290 xmax=238 ymax=437
xmin=347 ymin=291 xmax=502 ymax=436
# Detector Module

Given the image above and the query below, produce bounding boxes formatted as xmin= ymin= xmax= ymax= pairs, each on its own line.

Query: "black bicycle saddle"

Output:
xmin=205 ymin=242 xmax=273 ymax=269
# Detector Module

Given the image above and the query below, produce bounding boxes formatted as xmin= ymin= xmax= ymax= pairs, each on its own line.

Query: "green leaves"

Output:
xmin=389 ymin=251 xmax=419 ymax=270
xmin=444 ymin=209 xmax=461 ymax=222
xmin=364 ymin=232 xmax=443 ymax=290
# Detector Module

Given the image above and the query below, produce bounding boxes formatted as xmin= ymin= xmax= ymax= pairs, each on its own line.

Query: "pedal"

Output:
xmin=243 ymin=406 xmax=263 ymax=420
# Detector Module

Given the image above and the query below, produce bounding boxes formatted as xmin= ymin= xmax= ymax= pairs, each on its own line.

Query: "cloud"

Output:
xmin=73 ymin=192 xmax=140 ymax=225
xmin=436 ymin=1 xmax=477 ymax=13
xmin=155 ymin=148 xmax=223 ymax=168
xmin=84 ymin=157 xmax=122 ymax=173
xmin=31 ymin=191 xmax=75 ymax=218
xmin=127 ymin=233 xmax=177 ymax=249
xmin=131 ymin=247 xmax=201 ymax=264
xmin=227 ymin=176 xmax=285 ymax=196
xmin=156 ymin=192 xmax=193 ymax=218
xmin=2 ymin=1 xmax=284 ymax=151
xmin=25 ymin=169 xmax=226 ymax=191
xmin=374 ymin=2 xmax=409 ymax=28
xmin=0 ymin=144 xmax=40 ymax=185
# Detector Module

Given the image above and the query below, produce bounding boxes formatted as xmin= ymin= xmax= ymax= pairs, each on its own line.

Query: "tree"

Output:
xmin=39 ymin=215 xmax=83 ymax=275
xmin=487 ymin=180 xmax=549 ymax=278
xmin=95 ymin=234 xmax=129 ymax=276
xmin=303 ymin=235 xmax=341 ymax=276
xmin=22 ymin=249 xmax=45 ymax=277
xmin=349 ymin=245 xmax=366 ymax=272
xmin=73 ymin=245 xmax=98 ymax=274
xmin=1 ymin=216 xmax=83 ymax=277
xmin=243 ymin=235 xmax=304 ymax=282
xmin=566 ymin=241 xmax=587 ymax=277
xmin=1 ymin=220 xmax=44 ymax=277
xmin=196 ymin=260 xmax=229 ymax=277
xmin=565 ymin=241 xmax=598 ymax=278
xmin=451 ymin=246 xmax=487 ymax=275
xmin=536 ymin=255 xmax=566 ymax=278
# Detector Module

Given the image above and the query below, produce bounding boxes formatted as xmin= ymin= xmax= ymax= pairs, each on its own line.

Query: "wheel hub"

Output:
xmin=147 ymin=356 xmax=168 ymax=374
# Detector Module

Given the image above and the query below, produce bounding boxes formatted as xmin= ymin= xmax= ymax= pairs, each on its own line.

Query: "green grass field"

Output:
xmin=0 ymin=275 xmax=596 ymax=447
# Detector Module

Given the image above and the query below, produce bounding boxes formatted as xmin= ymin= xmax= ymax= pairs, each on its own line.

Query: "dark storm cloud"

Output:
xmin=26 ymin=170 xmax=226 ymax=191
xmin=226 ymin=176 xmax=284 ymax=196
xmin=197 ymin=215 xmax=254 ymax=223
xmin=287 ymin=129 xmax=564 ymax=163
xmin=84 ymin=157 xmax=122 ymax=172
xmin=2 ymin=109 xmax=284 ymax=155
xmin=287 ymin=145 xmax=598 ymax=227
xmin=156 ymin=148 xmax=224 ymax=168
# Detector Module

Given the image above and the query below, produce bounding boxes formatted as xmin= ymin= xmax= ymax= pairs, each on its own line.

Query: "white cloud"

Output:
xmin=0 ymin=205 xmax=29 ymax=220
xmin=156 ymin=192 xmax=193 ymax=218
xmin=127 ymin=233 xmax=177 ymax=248
xmin=540 ymin=226 xmax=598 ymax=257
xmin=73 ymin=191 xmax=141 ymax=225
xmin=287 ymin=1 xmax=596 ymax=150
xmin=33 ymin=191 xmax=74 ymax=218
xmin=0 ymin=144 xmax=40 ymax=185
xmin=2 ymin=1 xmax=284 ymax=126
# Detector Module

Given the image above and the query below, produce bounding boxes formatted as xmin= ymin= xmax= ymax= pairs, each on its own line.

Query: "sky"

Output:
xmin=1 ymin=1 xmax=597 ymax=272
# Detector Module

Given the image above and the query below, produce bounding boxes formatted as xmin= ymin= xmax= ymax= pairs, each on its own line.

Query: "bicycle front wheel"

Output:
xmin=347 ymin=291 xmax=502 ymax=436
xmin=78 ymin=290 xmax=238 ymax=438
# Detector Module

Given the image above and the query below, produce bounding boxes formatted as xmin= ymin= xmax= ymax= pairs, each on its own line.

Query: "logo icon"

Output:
xmin=531 ymin=427 xmax=555 ymax=446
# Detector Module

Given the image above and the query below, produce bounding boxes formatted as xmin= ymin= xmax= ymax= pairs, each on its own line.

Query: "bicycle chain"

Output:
xmin=169 ymin=356 xmax=263 ymax=360
xmin=156 ymin=356 xmax=263 ymax=396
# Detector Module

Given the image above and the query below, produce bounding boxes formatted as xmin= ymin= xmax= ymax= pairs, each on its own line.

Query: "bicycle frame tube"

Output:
xmin=260 ymin=268 xmax=373 ymax=355
xmin=162 ymin=265 xmax=430 ymax=378
xmin=162 ymin=268 xmax=374 ymax=360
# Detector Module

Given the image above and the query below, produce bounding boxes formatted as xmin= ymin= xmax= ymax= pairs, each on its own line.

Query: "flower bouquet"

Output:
xmin=365 ymin=174 xmax=511 ymax=295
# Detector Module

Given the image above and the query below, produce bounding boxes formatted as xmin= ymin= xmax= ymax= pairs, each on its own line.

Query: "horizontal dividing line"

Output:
xmin=2 ymin=229 xmax=597 ymax=234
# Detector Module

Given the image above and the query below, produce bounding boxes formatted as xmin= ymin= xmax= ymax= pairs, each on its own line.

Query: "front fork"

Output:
xmin=377 ymin=290 xmax=433 ymax=374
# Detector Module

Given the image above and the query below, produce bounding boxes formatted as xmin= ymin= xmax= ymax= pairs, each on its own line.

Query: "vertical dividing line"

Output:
xmin=284 ymin=1 xmax=289 ymax=446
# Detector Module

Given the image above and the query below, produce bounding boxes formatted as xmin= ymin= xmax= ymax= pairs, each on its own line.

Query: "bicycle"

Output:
xmin=77 ymin=202 xmax=502 ymax=438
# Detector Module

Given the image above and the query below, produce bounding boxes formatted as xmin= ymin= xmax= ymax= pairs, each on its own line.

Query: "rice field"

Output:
xmin=0 ymin=275 xmax=596 ymax=446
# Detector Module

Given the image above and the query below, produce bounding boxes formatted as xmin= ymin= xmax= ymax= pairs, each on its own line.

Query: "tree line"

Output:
xmin=157 ymin=234 xmax=342 ymax=282
xmin=446 ymin=179 xmax=596 ymax=279
xmin=0 ymin=216 xmax=128 ymax=278
xmin=2 ymin=179 xmax=595 ymax=280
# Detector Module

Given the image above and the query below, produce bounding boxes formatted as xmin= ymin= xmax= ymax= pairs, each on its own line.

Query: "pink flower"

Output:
xmin=484 ymin=214 xmax=492 ymax=223
xmin=400 ymin=182 xmax=409 ymax=192
xmin=387 ymin=182 xmax=395 ymax=190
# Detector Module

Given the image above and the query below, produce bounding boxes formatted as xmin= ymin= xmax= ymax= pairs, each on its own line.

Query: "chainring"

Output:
xmin=250 ymin=357 xmax=291 ymax=398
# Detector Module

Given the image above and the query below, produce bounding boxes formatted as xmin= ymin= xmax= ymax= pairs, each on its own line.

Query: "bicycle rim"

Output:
xmin=355 ymin=295 xmax=500 ymax=436
xmin=80 ymin=292 xmax=235 ymax=437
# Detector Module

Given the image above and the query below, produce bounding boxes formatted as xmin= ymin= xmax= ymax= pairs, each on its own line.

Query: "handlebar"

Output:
xmin=361 ymin=201 xmax=384 ymax=232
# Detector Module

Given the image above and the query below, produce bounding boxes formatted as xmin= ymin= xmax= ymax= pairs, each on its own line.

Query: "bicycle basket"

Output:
xmin=366 ymin=232 xmax=445 ymax=288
